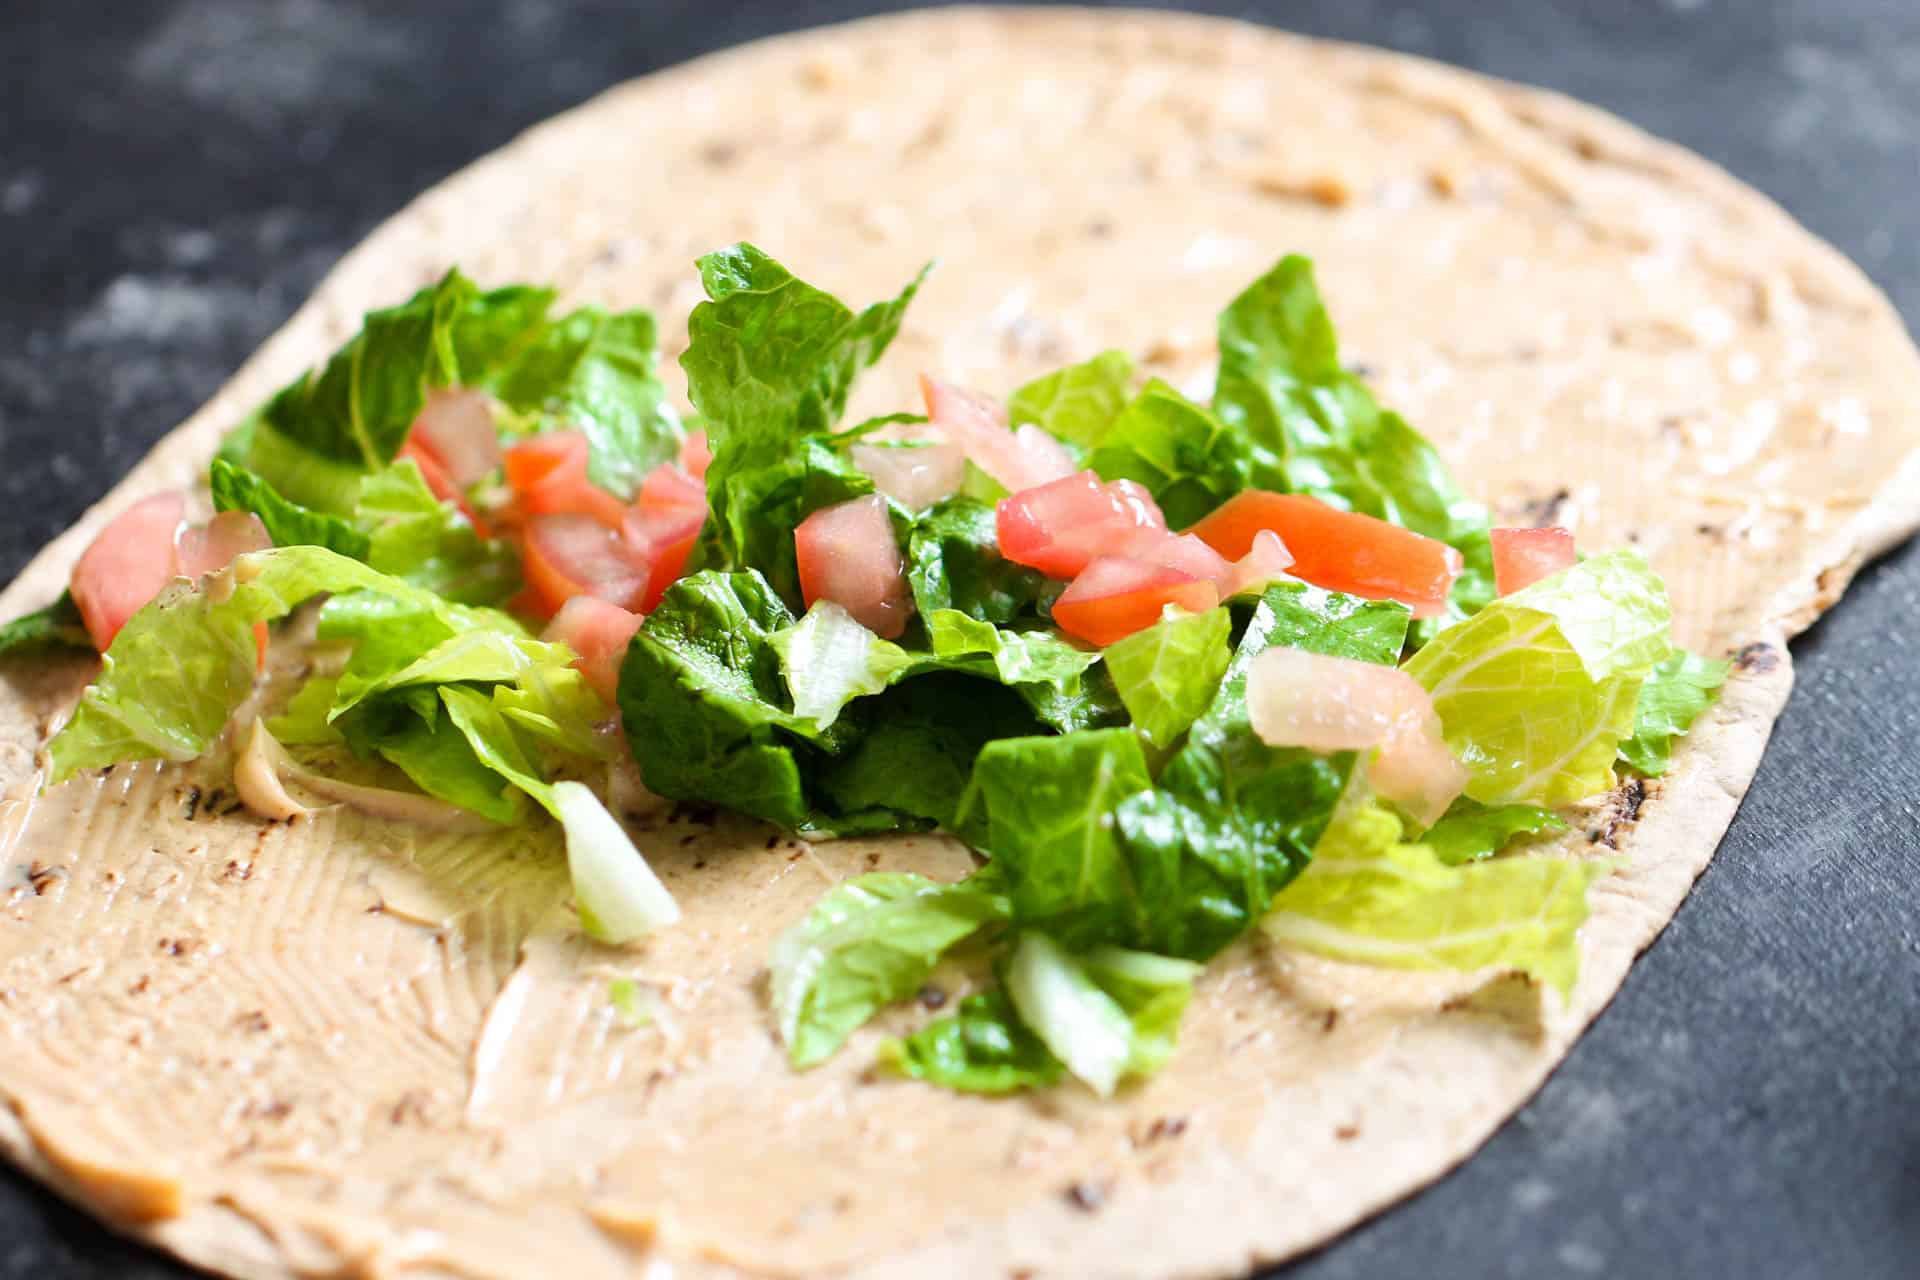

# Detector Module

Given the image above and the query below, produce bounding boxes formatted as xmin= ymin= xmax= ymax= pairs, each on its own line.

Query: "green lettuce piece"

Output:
xmin=1423 ymin=797 xmax=1569 ymax=866
xmin=769 ymin=601 xmax=917 ymax=730
xmin=618 ymin=570 xmax=843 ymax=831
xmin=1111 ymin=586 xmax=1361 ymax=960
xmin=1087 ymin=380 xmax=1251 ymax=528
xmin=880 ymin=990 xmax=1064 ymax=1093
xmin=957 ymin=730 xmax=1154 ymax=947
xmin=1103 ymin=606 xmax=1232 ymax=750
xmin=1263 ymin=795 xmax=1607 ymax=998
xmin=1002 ymin=932 xmax=1199 ymax=1096
xmin=47 ymin=546 xmax=483 ymax=782
xmin=368 ymin=699 xmax=523 ymax=825
xmin=331 ymin=628 xmax=568 ymax=721
xmin=769 ymin=871 xmax=1009 ymax=1068
xmin=484 ymin=306 xmax=680 ymax=497
xmin=494 ymin=664 xmax=613 ymax=760
xmin=0 ymin=593 xmax=91 ymax=657
xmin=815 ymin=675 xmax=1041 ymax=832
xmin=682 ymin=244 xmax=925 ymax=599
xmin=1212 ymin=255 xmax=1494 ymax=631
xmin=1404 ymin=550 xmax=1673 ymax=806
xmin=1006 ymin=349 xmax=1134 ymax=446
xmin=209 ymin=457 xmax=372 ymax=560
xmin=267 ymin=674 xmax=344 ymax=746
xmin=905 ymin=498 xmax=1053 ymax=625
xmin=1618 ymin=649 xmax=1729 ymax=775
xmin=922 ymin=609 xmax=1120 ymax=734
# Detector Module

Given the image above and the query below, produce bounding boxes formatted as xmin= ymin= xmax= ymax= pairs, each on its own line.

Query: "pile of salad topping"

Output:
xmin=0 ymin=245 xmax=1729 ymax=1095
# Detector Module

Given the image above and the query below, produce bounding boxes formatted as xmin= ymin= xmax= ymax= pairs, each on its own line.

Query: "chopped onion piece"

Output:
xmin=552 ymin=780 xmax=680 ymax=944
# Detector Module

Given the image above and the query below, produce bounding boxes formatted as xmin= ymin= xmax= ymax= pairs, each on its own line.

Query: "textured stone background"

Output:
xmin=1 ymin=2 xmax=1915 ymax=1277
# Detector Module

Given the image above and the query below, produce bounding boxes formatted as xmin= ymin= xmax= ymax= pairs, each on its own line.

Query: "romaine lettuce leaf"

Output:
xmin=1263 ymin=794 xmax=1606 ymax=998
xmin=769 ymin=601 xmax=917 ymax=729
xmin=0 ymin=592 xmax=91 ymax=657
xmin=1003 ymin=932 xmax=1199 ymax=1096
xmin=770 ymin=871 xmax=1009 ymax=1068
xmin=682 ymin=244 xmax=925 ymax=600
xmin=484 ymin=306 xmax=680 ymax=497
xmin=1087 ymin=380 xmax=1251 ymax=528
xmin=1006 ymin=349 xmax=1134 ymax=447
xmin=905 ymin=498 xmax=1053 ymax=626
xmin=880 ymin=989 xmax=1064 ymax=1093
xmin=47 ymin=546 xmax=482 ymax=782
xmin=922 ymin=609 xmax=1121 ymax=734
xmin=1404 ymin=550 xmax=1673 ymax=805
xmin=815 ymin=675 xmax=1041 ymax=832
xmin=956 ymin=730 xmax=1154 ymax=947
xmin=1617 ymin=649 xmax=1729 ymax=775
xmin=1423 ymin=797 xmax=1569 ymax=866
xmin=1102 ymin=605 xmax=1232 ymax=750
xmin=1212 ymin=255 xmax=1494 ymax=631
xmin=210 ymin=457 xmax=373 ymax=560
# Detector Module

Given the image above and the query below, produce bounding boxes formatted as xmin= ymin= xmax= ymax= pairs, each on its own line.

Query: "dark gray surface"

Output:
xmin=2 ymin=2 xmax=1915 ymax=1277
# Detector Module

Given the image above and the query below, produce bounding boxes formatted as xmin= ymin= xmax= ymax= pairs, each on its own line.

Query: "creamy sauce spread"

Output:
xmin=0 ymin=9 xmax=1912 ymax=1278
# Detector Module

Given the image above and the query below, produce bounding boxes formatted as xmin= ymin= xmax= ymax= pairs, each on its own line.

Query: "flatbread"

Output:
xmin=2 ymin=9 xmax=1915 ymax=1278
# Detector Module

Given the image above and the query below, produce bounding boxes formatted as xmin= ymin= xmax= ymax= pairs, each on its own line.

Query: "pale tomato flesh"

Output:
xmin=621 ymin=502 xmax=705 ymax=613
xmin=173 ymin=511 xmax=271 ymax=580
xmin=1188 ymin=491 xmax=1462 ymax=618
xmin=1491 ymin=526 xmax=1576 ymax=596
xmin=409 ymin=388 xmax=501 ymax=487
xmin=1245 ymin=647 xmax=1465 ymax=828
xmin=399 ymin=439 xmax=491 ymax=537
xmin=503 ymin=431 xmax=628 ymax=529
xmin=678 ymin=430 xmax=713 ymax=480
xmin=543 ymin=596 xmax=643 ymax=703
xmin=637 ymin=460 xmax=705 ymax=511
xmin=1050 ymin=556 xmax=1218 ymax=648
xmin=70 ymin=492 xmax=187 ymax=651
xmin=997 ymin=471 xmax=1167 ymax=579
xmin=922 ymin=375 xmax=1075 ymax=494
xmin=853 ymin=434 xmax=966 ymax=511
xmin=518 ymin=514 xmax=649 ymax=619
xmin=1220 ymin=529 xmax=1295 ymax=598
xmin=793 ymin=494 xmax=913 ymax=638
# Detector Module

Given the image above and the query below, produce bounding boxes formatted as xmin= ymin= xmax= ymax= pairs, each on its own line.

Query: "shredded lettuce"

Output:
xmin=880 ymin=989 xmax=1064 ymax=1093
xmin=1006 ymin=349 xmax=1134 ymax=446
xmin=904 ymin=498 xmax=1055 ymax=625
xmin=1003 ymin=932 xmax=1199 ymax=1096
xmin=551 ymin=780 xmax=680 ymax=944
xmin=1087 ymin=380 xmax=1251 ymax=528
xmin=1263 ymin=793 xmax=1606 ymax=998
xmin=0 ymin=592 xmax=91 ymax=657
xmin=770 ymin=601 xmax=916 ymax=730
xmin=1102 ymin=605 xmax=1232 ymax=750
xmin=1423 ymin=797 xmax=1570 ymax=866
xmin=1618 ymin=649 xmax=1729 ymax=775
xmin=769 ymin=871 xmax=1008 ymax=1067
xmin=682 ymin=243 xmax=925 ymax=603
xmin=1212 ymin=255 xmax=1494 ymax=634
xmin=1404 ymin=550 xmax=1673 ymax=805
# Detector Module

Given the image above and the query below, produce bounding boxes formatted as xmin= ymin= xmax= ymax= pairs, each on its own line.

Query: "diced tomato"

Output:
xmin=1491 ymin=526 xmax=1576 ymax=596
xmin=518 ymin=514 xmax=650 ymax=620
xmin=1188 ymin=491 xmax=1462 ymax=619
xmin=678 ymin=430 xmax=713 ymax=480
xmin=852 ymin=435 xmax=966 ymax=511
xmin=1220 ymin=529 xmax=1295 ymax=598
xmin=793 ymin=495 xmax=913 ymax=638
xmin=1050 ymin=556 xmax=1219 ymax=647
xmin=637 ymin=460 xmax=705 ymax=512
xmin=621 ymin=503 xmax=704 ymax=612
xmin=921 ymin=375 xmax=1075 ymax=494
xmin=542 ymin=596 xmax=643 ymax=704
xmin=1116 ymin=530 xmax=1232 ymax=583
xmin=997 ymin=471 xmax=1167 ymax=579
xmin=503 ymin=431 xmax=628 ymax=529
xmin=1245 ymin=647 xmax=1466 ymax=828
xmin=70 ymin=492 xmax=187 ymax=651
xmin=409 ymin=388 xmax=501 ymax=487
xmin=173 ymin=511 xmax=271 ymax=580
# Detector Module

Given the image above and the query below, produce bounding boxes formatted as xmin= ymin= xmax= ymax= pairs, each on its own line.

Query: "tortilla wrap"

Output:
xmin=1 ymin=8 xmax=1915 ymax=1278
